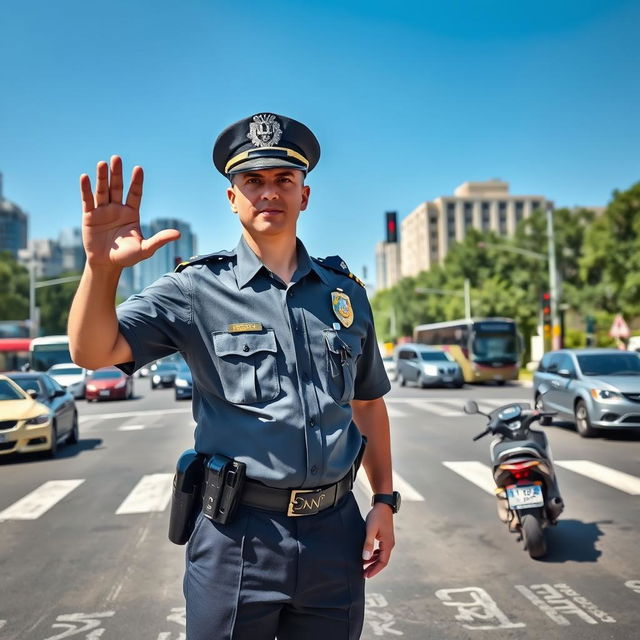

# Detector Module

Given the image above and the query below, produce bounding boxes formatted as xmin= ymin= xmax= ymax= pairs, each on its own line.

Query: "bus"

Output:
xmin=413 ymin=318 xmax=521 ymax=384
xmin=0 ymin=338 xmax=32 ymax=371
xmin=30 ymin=335 xmax=72 ymax=371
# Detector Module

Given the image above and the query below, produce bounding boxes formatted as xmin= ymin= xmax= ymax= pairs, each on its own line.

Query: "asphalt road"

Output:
xmin=1 ymin=379 xmax=639 ymax=639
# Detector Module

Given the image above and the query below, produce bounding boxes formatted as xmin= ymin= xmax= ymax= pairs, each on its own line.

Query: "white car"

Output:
xmin=47 ymin=363 xmax=87 ymax=399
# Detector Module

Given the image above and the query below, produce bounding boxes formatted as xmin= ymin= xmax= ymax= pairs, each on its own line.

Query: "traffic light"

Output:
xmin=541 ymin=291 xmax=551 ymax=335
xmin=385 ymin=211 xmax=398 ymax=243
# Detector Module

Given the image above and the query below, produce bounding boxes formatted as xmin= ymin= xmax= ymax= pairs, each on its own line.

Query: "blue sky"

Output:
xmin=1 ymin=0 xmax=639 ymax=283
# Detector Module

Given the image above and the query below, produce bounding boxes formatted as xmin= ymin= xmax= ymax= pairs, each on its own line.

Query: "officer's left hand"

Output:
xmin=362 ymin=503 xmax=395 ymax=578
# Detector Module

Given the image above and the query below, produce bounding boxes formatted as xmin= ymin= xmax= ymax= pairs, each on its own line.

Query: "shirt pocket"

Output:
xmin=212 ymin=329 xmax=280 ymax=404
xmin=322 ymin=329 xmax=363 ymax=404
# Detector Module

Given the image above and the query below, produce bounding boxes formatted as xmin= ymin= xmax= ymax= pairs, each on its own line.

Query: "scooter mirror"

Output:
xmin=464 ymin=400 xmax=479 ymax=415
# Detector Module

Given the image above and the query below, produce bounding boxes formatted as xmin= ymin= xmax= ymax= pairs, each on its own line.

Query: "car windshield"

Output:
xmin=9 ymin=377 xmax=43 ymax=397
xmin=157 ymin=363 xmax=177 ymax=372
xmin=90 ymin=370 xmax=123 ymax=380
xmin=50 ymin=366 xmax=82 ymax=376
xmin=0 ymin=380 xmax=25 ymax=401
xmin=420 ymin=352 xmax=450 ymax=362
xmin=577 ymin=353 xmax=640 ymax=376
xmin=472 ymin=333 xmax=518 ymax=358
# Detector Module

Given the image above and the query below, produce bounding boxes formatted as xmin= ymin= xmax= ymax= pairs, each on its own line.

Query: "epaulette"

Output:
xmin=312 ymin=255 xmax=365 ymax=288
xmin=174 ymin=250 xmax=234 ymax=273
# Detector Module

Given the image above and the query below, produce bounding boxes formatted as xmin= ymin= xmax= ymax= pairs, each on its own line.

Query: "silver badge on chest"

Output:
xmin=248 ymin=114 xmax=283 ymax=147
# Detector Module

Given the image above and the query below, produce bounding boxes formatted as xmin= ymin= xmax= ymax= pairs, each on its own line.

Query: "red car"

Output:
xmin=85 ymin=367 xmax=134 ymax=401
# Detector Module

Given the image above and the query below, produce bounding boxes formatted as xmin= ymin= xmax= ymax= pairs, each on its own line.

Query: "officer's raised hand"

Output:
xmin=79 ymin=155 xmax=180 ymax=267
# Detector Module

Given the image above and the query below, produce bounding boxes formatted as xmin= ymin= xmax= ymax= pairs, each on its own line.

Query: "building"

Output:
xmin=0 ymin=173 xmax=28 ymax=258
xmin=375 ymin=242 xmax=402 ymax=291
xmin=400 ymin=180 xmax=552 ymax=278
xmin=132 ymin=218 xmax=197 ymax=291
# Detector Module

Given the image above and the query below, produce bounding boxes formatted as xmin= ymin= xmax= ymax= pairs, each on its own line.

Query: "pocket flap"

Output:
xmin=213 ymin=329 xmax=277 ymax=357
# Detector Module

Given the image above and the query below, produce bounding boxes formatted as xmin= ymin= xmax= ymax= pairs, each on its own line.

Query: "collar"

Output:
xmin=234 ymin=235 xmax=322 ymax=289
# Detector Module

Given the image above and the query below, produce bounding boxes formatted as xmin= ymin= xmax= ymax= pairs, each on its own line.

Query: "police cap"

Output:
xmin=213 ymin=113 xmax=321 ymax=177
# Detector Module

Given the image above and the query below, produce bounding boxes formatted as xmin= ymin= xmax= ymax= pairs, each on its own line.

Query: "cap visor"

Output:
xmin=228 ymin=157 xmax=307 ymax=175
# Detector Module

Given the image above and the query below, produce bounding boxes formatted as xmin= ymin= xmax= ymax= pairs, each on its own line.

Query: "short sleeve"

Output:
xmin=115 ymin=272 xmax=192 ymax=375
xmin=353 ymin=297 xmax=391 ymax=401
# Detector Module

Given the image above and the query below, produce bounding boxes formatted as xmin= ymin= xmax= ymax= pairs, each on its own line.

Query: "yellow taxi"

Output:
xmin=0 ymin=374 xmax=61 ymax=457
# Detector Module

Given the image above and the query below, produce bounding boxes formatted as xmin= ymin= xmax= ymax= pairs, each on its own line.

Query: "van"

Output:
xmin=394 ymin=343 xmax=464 ymax=388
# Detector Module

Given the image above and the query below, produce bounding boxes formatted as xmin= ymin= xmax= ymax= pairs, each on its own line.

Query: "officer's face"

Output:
xmin=227 ymin=169 xmax=310 ymax=237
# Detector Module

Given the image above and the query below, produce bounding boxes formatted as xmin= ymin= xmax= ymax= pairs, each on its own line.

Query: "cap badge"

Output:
xmin=331 ymin=291 xmax=354 ymax=328
xmin=248 ymin=114 xmax=283 ymax=147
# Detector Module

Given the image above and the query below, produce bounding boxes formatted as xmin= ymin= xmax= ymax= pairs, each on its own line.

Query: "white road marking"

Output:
xmin=115 ymin=474 xmax=174 ymax=514
xmin=118 ymin=424 xmax=145 ymax=431
xmin=391 ymin=471 xmax=425 ymax=501
xmin=405 ymin=399 xmax=460 ymax=417
xmin=355 ymin=470 xmax=424 ymax=501
xmin=556 ymin=460 xmax=640 ymax=495
xmin=386 ymin=406 xmax=408 ymax=418
xmin=442 ymin=461 xmax=495 ymax=495
xmin=80 ymin=407 xmax=192 ymax=421
xmin=0 ymin=480 xmax=85 ymax=521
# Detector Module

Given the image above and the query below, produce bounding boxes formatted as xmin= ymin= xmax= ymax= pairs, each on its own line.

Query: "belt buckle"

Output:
xmin=287 ymin=488 xmax=328 ymax=517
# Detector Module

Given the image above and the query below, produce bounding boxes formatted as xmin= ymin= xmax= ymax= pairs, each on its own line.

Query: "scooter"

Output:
xmin=464 ymin=392 xmax=564 ymax=559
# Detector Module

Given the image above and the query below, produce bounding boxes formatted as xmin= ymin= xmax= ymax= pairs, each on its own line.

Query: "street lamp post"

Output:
xmin=29 ymin=273 xmax=82 ymax=337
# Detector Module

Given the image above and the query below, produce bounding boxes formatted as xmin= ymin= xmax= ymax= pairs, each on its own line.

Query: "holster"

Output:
xmin=168 ymin=449 xmax=205 ymax=545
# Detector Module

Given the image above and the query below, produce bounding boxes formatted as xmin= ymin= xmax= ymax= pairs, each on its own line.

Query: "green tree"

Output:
xmin=0 ymin=251 xmax=29 ymax=321
xmin=36 ymin=273 xmax=81 ymax=334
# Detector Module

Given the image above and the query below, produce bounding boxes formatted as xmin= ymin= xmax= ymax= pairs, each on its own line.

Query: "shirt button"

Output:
xmin=311 ymin=465 xmax=318 ymax=474
xmin=243 ymin=344 xmax=250 ymax=352
xmin=309 ymin=418 xmax=315 ymax=428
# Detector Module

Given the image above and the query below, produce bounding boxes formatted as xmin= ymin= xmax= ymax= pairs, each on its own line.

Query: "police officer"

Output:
xmin=68 ymin=113 xmax=399 ymax=640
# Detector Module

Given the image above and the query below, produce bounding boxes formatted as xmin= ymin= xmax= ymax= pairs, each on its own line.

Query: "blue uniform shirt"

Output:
xmin=116 ymin=235 xmax=390 ymax=489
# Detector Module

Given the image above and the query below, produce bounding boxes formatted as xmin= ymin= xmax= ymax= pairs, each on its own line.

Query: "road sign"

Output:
xmin=609 ymin=314 xmax=630 ymax=339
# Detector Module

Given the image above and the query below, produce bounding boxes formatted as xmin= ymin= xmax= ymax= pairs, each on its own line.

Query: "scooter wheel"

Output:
xmin=521 ymin=514 xmax=547 ymax=559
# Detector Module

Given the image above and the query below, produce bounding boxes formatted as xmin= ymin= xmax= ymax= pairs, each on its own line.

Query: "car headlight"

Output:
xmin=86 ymin=384 xmax=96 ymax=391
xmin=114 ymin=380 xmax=126 ymax=389
xmin=26 ymin=414 xmax=50 ymax=425
xmin=153 ymin=375 xmax=161 ymax=383
xmin=590 ymin=389 xmax=620 ymax=400
xmin=175 ymin=379 xmax=189 ymax=387
xmin=423 ymin=364 xmax=439 ymax=375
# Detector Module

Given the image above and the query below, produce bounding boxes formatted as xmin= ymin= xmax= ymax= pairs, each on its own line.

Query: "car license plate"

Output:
xmin=99 ymin=390 xmax=110 ymax=397
xmin=506 ymin=484 xmax=544 ymax=509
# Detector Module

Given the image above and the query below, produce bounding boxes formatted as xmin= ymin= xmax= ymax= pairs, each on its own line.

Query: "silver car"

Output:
xmin=533 ymin=348 xmax=640 ymax=437
xmin=394 ymin=343 xmax=463 ymax=388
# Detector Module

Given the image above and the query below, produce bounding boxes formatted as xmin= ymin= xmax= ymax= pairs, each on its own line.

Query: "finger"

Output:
xmin=364 ymin=557 xmax=388 ymax=579
xmin=109 ymin=156 xmax=124 ymax=204
xmin=362 ymin=530 xmax=377 ymax=562
xmin=141 ymin=229 xmax=181 ymax=258
xmin=125 ymin=165 xmax=144 ymax=211
xmin=79 ymin=174 xmax=95 ymax=214
xmin=95 ymin=161 xmax=110 ymax=206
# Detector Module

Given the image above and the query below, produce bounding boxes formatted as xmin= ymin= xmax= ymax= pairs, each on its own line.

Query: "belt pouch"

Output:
xmin=168 ymin=449 xmax=205 ymax=545
xmin=215 ymin=459 xmax=247 ymax=524
xmin=202 ymin=454 xmax=233 ymax=521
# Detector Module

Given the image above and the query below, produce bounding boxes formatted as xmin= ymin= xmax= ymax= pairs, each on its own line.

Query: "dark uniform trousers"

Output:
xmin=184 ymin=492 xmax=366 ymax=640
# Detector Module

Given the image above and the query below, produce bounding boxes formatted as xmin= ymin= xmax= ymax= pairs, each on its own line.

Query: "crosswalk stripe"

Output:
xmin=82 ymin=408 xmax=192 ymax=421
xmin=355 ymin=470 xmax=424 ymax=501
xmin=118 ymin=424 xmax=145 ymax=431
xmin=404 ymin=400 xmax=460 ymax=417
xmin=556 ymin=460 xmax=640 ymax=495
xmin=386 ymin=406 xmax=408 ymax=418
xmin=115 ymin=474 xmax=174 ymax=514
xmin=0 ymin=480 xmax=85 ymax=521
xmin=443 ymin=461 xmax=495 ymax=495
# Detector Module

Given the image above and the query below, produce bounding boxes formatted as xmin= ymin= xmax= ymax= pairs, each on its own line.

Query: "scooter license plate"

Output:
xmin=506 ymin=484 xmax=544 ymax=509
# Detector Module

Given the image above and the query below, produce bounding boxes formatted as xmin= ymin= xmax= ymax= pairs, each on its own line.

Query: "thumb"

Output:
xmin=141 ymin=229 xmax=181 ymax=257
xmin=362 ymin=530 xmax=376 ymax=561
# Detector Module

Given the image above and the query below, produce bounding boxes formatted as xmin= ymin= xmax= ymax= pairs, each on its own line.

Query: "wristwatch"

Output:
xmin=371 ymin=491 xmax=401 ymax=514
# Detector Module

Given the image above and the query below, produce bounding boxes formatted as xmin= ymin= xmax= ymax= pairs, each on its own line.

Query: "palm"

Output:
xmin=80 ymin=157 xmax=180 ymax=268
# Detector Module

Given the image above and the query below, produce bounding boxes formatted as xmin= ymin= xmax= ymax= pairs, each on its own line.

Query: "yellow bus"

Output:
xmin=413 ymin=318 xmax=521 ymax=384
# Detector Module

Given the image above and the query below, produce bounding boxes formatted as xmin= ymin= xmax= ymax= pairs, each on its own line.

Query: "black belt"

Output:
xmin=241 ymin=473 xmax=354 ymax=517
